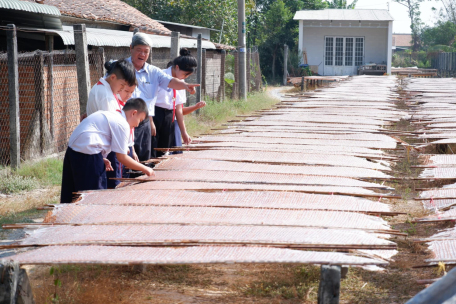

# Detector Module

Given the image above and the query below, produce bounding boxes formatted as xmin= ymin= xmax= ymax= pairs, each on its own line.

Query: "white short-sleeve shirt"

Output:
xmin=127 ymin=57 xmax=173 ymax=117
xmin=155 ymin=67 xmax=187 ymax=110
xmin=69 ymin=111 xmax=130 ymax=157
xmin=86 ymin=78 xmax=123 ymax=116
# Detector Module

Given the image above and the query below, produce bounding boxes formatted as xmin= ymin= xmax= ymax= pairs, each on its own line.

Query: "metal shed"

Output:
xmin=294 ymin=9 xmax=394 ymax=76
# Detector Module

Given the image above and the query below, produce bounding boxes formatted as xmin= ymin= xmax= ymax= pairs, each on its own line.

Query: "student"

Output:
xmin=163 ymin=61 xmax=207 ymax=153
xmin=118 ymin=83 xmax=139 ymax=177
xmin=127 ymin=33 xmax=200 ymax=161
xmin=86 ymin=59 xmax=137 ymax=189
xmin=153 ymin=49 xmax=198 ymax=156
xmin=86 ymin=59 xmax=136 ymax=116
xmin=60 ymin=98 xmax=153 ymax=204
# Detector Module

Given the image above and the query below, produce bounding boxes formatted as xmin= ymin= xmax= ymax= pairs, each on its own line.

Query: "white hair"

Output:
xmin=131 ymin=32 xmax=152 ymax=48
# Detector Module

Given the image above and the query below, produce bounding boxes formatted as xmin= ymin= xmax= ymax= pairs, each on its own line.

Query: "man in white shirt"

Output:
xmin=128 ymin=32 xmax=200 ymax=161
xmin=60 ymin=98 xmax=153 ymax=203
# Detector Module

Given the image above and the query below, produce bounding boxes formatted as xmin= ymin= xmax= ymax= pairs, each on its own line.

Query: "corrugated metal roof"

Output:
xmin=0 ymin=0 xmax=60 ymax=16
xmin=294 ymin=9 xmax=394 ymax=21
xmin=37 ymin=26 xmax=216 ymax=49
xmin=157 ymin=20 xmax=221 ymax=32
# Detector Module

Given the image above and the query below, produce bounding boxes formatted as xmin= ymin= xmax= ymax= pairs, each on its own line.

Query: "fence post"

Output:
xmin=73 ymin=24 xmax=91 ymax=116
xmin=201 ymin=49 xmax=206 ymax=99
xmin=283 ymin=44 xmax=288 ymax=86
xmin=196 ymin=34 xmax=202 ymax=106
xmin=219 ymin=50 xmax=226 ymax=102
xmin=256 ymin=51 xmax=262 ymax=91
xmin=317 ymin=265 xmax=341 ymax=304
xmin=246 ymin=48 xmax=251 ymax=92
xmin=34 ymin=51 xmax=46 ymax=154
xmin=7 ymin=24 xmax=20 ymax=169
xmin=47 ymin=36 xmax=55 ymax=139
xmin=234 ymin=51 xmax=239 ymax=99
xmin=170 ymin=31 xmax=180 ymax=60
xmin=97 ymin=47 xmax=106 ymax=77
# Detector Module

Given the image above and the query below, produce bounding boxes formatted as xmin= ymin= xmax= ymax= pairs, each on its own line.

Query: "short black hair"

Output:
xmin=172 ymin=48 xmax=197 ymax=73
xmin=105 ymin=59 xmax=136 ymax=87
xmin=123 ymin=98 xmax=149 ymax=117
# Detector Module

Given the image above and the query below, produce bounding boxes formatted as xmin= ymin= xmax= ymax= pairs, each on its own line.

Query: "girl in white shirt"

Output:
xmin=153 ymin=49 xmax=197 ymax=157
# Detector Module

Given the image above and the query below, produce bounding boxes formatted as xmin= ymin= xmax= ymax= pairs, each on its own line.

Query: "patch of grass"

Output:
xmin=0 ymin=158 xmax=63 ymax=195
xmin=185 ymin=90 xmax=279 ymax=136
xmin=16 ymin=158 xmax=63 ymax=187
xmin=0 ymin=174 xmax=39 ymax=194
xmin=240 ymin=264 xmax=320 ymax=301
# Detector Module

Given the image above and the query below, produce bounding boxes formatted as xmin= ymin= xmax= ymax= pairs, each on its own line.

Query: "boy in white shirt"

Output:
xmin=86 ymin=59 xmax=136 ymax=116
xmin=86 ymin=59 xmax=138 ymax=188
xmin=60 ymin=98 xmax=153 ymax=203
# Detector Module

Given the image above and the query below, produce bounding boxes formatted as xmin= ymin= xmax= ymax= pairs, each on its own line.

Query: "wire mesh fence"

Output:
xmin=0 ymin=43 xmax=263 ymax=166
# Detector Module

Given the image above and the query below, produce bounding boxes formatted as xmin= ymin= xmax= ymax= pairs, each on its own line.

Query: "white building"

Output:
xmin=294 ymin=9 xmax=394 ymax=76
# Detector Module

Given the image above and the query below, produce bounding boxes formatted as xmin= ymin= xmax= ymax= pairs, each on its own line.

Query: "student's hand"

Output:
xmin=142 ymin=167 xmax=155 ymax=177
xmin=103 ymin=158 xmax=113 ymax=171
xmin=196 ymin=101 xmax=207 ymax=109
xmin=185 ymin=84 xmax=200 ymax=95
xmin=132 ymin=149 xmax=139 ymax=162
xmin=80 ymin=113 xmax=87 ymax=122
xmin=150 ymin=119 xmax=157 ymax=136
xmin=182 ymin=132 xmax=192 ymax=145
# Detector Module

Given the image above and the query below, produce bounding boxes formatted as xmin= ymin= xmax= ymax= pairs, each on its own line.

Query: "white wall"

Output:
xmin=300 ymin=21 xmax=389 ymax=76
xmin=192 ymin=28 xmax=211 ymax=40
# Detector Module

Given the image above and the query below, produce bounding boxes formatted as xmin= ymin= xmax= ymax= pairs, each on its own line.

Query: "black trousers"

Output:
xmin=60 ymin=147 xmax=106 ymax=204
xmin=152 ymin=106 xmax=175 ymax=158
xmin=134 ymin=118 xmax=152 ymax=162
xmin=106 ymin=151 xmax=121 ymax=189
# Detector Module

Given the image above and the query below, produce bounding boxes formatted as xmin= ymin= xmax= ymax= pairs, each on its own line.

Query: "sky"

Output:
xmin=354 ymin=0 xmax=444 ymax=33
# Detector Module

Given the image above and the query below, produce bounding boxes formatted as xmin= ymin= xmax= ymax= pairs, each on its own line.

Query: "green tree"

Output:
xmin=122 ymin=0 xmax=238 ymax=44
xmin=394 ymin=0 xmax=425 ymax=51
xmin=421 ymin=21 xmax=456 ymax=48
xmin=326 ymin=0 xmax=358 ymax=9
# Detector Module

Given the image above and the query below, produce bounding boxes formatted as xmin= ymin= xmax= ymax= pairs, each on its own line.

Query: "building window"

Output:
xmin=324 ymin=36 xmax=364 ymax=67
xmin=325 ymin=37 xmax=333 ymax=66
xmin=355 ymin=38 xmax=364 ymax=66
xmin=345 ymin=38 xmax=353 ymax=66
xmin=335 ymin=38 xmax=344 ymax=66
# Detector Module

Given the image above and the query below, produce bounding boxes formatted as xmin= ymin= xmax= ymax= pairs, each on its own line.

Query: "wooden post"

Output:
xmin=34 ymin=51 xmax=46 ymax=154
xmin=73 ymin=24 xmax=91 ymax=116
xmin=246 ymin=48 xmax=251 ymax=92
xmin=219 ymin=50 xmax=226 ymax=102
xmin=196 ymin=34 xmax=202 ymax=105
xmin=47 ymin=36 xmax=54 ymax=139
xmin=202 ymin=49 xmax=206 ymax=100
xmin=283 ymin=44 xmax=288 ymax=86
xmin=301 ymin=76 xmax=305 ymax=92
xmin=317 ymin=265 xmax=341 ymax=304
xmin=234 ymin=51 xmax=239 ymax=99
xmin=97 ymin=47 xmax=106 ymax=77
xmin=170 ymin=31 xmax=180 ymax=60
xmin=0 ymin=264 xmax=35 ymax=303
xmin=7 ymin=24 xmax=20 ymax=169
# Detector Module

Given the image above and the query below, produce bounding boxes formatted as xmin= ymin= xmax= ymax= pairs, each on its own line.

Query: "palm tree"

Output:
xmin=327 ymin=0 xmax=358 ymax=9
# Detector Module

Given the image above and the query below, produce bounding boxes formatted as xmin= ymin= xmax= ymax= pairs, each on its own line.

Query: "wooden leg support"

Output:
xmin=0 ymin=264 xmax=35 ymax=304
xmin=317 ymin=265 xmax=341 ymax=304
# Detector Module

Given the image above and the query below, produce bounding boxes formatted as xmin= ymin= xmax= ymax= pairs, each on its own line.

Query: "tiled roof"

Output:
xmin=393 ymin=34 xmax=412 ymax=47
xmin=22 ymin=0 xmax=171 ymax=34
